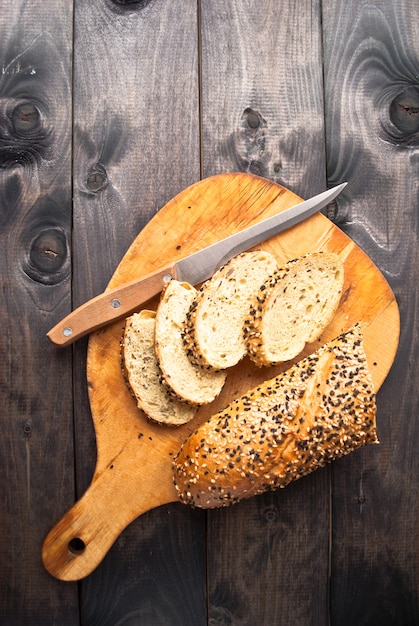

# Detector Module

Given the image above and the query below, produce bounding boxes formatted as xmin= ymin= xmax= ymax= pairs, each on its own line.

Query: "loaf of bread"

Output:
xmin=155 ymin=280 xmax=227 ymax=405
xmin=183 ymin=250 xmax=279 ymax=370
xmin=173 ymin=325 xmax=378 ymax=508
xmin=122 ymin=310 xmax=198 ymax=426
xmin=245 ymin=252 xmax=344 ymax=367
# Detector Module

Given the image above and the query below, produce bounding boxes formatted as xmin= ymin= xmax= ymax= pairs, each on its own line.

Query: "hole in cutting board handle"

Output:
xmin=68 ymin=537 xmax=86 ymax=555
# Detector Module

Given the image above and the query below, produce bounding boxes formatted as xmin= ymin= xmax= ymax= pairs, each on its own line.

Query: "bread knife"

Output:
xmin=47 ymin=182 xmax=347 ymax=346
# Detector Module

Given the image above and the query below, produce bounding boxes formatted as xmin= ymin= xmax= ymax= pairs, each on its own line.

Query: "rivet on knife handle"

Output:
xmin=47 ymin=263 xmax=177 ymax=346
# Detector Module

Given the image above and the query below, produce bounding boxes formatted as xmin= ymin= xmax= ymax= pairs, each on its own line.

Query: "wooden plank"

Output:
xmin=322 ymin=1 xmax=419 ymax=622
xmin=0 ymin=1 xmax=78 ymax=624
xmin=200 ymin=0 xmax=327 ymax=199
xmin=70 ymin=0 xmax=206 ymax=622
xmin=199 ymin=2 xmax=331 ymax=624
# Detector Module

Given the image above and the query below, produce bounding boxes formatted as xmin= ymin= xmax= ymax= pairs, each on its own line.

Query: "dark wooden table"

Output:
xmin=1 ymin=1 xmax=418 ymax=624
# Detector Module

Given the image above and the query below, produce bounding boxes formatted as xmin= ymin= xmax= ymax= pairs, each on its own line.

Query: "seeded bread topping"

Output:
xmin=173 ymin=325 xmax=377 ymax=508
xmin=122 ymin=310 xmax=198 ymax=426
xmin=155 ymin=280 xmax=227 ymax=405
xmin=182 ymin=250 xmax=279 ymax=370
xmin=244 ymin=252 xmax=344 ymax=367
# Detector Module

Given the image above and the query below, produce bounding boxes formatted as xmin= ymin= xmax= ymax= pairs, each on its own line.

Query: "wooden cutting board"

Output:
xmin=42 ymin=172 xmax=400 ymax=581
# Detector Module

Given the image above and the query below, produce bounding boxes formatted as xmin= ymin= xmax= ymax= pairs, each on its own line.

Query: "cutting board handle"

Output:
xmin=41 ymin=468 xmax=167 ymax=581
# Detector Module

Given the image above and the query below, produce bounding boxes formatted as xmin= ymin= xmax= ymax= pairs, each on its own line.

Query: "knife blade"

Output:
xmin=47 ymin=182 xmax=347 ymax=346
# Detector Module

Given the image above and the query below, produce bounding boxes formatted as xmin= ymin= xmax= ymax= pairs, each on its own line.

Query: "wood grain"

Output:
xmin=0 ymin=1 xmax=78 ymax=624
xmin=200 ymin=0 xmax=327 ymax=199
xmin=199 ymin=2 xmax=332 ymax=624
xmin=323 ymin=2 xmax=419 ymax=623
xmin=42 ymin=173 xmax=399 ymax=584
xmin=1 ymin=0 xmax=418 ymax=623
xmin=70 ymin=0 xmax=205 ymax=622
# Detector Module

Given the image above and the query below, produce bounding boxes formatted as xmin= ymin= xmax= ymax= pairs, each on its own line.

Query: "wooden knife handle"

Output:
xmin=47 ymin=263 xmax=178 ymax=346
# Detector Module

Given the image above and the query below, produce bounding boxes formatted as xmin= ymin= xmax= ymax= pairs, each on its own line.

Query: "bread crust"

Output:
xmin=121 ymin=310 xmax=197 ymax=426
xmin=182 ymin=250 xmax=279 ymax=370
xmin=244 ymin=252 xmax=344 ymax=367
xmin=155 ymin=280 xmax=226 ymax=405
xmin=173 ymin=325 xmax=378 ymax=508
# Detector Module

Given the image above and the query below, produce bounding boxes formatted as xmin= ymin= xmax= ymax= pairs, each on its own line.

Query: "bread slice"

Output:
xmin=183 ymin=250 xmax=279 ymax=370
xmin=155 ymin=280 xmax=227 ymax=405
xmin=245 ymin=252 xmax=344 ymax=367
xmin=121 ymin=310 xmax=197 ymax=426
xmin=173 ymin=325 xmax=377 ymax=508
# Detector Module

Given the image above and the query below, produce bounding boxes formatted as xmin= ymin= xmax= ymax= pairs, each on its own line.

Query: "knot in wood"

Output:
xmin=86 ymin=163 xmax=108 ymax=192
xmin=110 ymin=0 xmax=154 ymax=10
xmin=11 ymin=101 xmax=41 ymax=136
xmin=263 ymin=504 xmax=279 ymax=524
xmin=0 ymin=99 xmax=49 ymax=166
xmin=242 ymin=107 xmax=265 ymax=130
xmin=389 ymin=86 xmax=419 ymax=136
xmin=22 ymin=422 xmax=32 ymax=437
xmin=24 ymin=226 xmax=69 ymax=285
